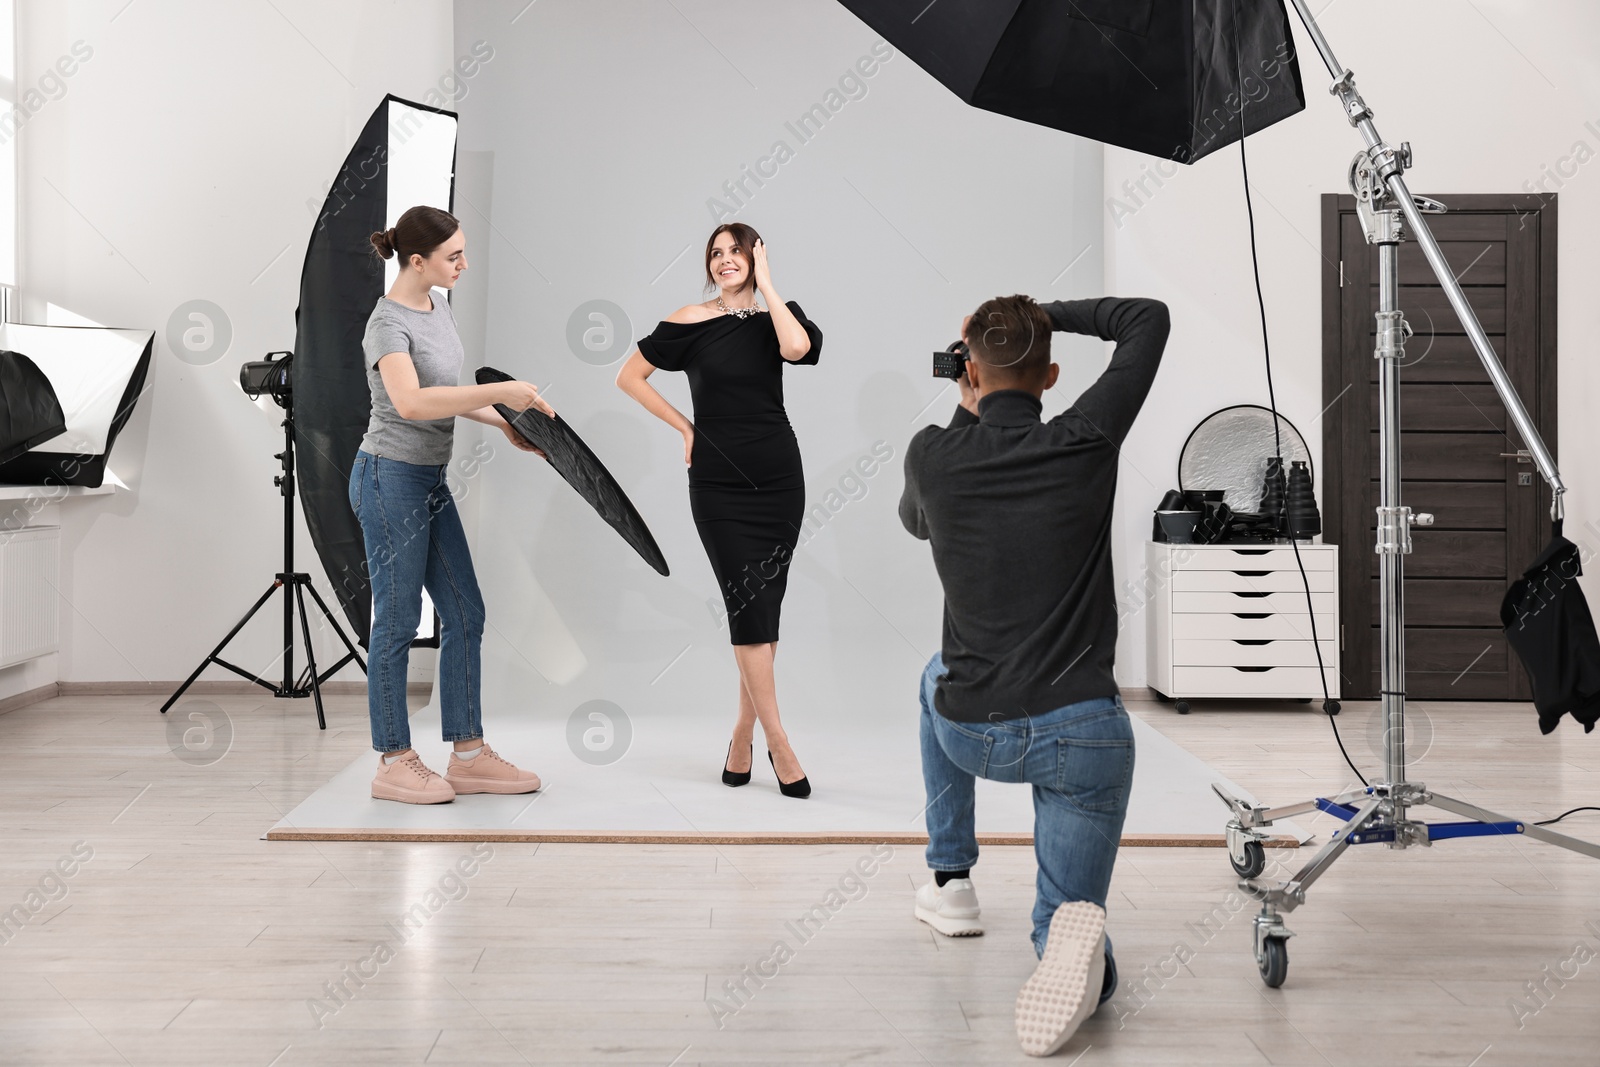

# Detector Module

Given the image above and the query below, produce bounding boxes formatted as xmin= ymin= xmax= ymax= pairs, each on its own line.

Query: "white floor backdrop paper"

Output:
xmin=268 ymin=691 xmax=1309 ymax=845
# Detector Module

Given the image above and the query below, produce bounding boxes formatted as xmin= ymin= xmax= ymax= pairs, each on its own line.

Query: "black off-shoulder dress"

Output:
xmin=638 ymin=301 xmax=822 ymax=645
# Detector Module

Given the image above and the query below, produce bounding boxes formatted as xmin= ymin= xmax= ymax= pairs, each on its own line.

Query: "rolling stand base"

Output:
xmin=1212 ymin=783 xmax=1600 ymax=987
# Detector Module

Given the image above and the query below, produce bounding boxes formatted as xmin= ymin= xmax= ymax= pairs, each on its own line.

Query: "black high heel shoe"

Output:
xmin=767 ymin=750 xmax=811 ymax=799
xmin=722 ymin=742 xmax=751 ymax=787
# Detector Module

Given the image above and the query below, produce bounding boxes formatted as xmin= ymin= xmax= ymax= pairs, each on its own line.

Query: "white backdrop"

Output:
xmin=449 ymin=0 xmax=1106 ymax=733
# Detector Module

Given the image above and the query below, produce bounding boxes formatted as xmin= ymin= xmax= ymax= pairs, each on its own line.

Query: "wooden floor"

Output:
xmin=3 ymin=690 xmax=1599 ymax=1065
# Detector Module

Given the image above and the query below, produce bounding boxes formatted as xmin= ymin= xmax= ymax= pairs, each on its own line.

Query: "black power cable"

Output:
xmin=1230 ymin=6 xmax=1370 ymax=787
xmin=1535 ymin=806 xmax=1600 ymax=827
xmin=1236 ymin=136 xmax=1368 ymax=789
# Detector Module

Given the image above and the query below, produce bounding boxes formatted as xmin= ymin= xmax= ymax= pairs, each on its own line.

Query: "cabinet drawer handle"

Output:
xmin=1232 ymin=639 xmax=1272 ymax=646
xmin=1232 ymin=613 xmax=1272 ymax=619
xmin=1232 ymin=591 xmax=1271 ymax=599
xmin=1231 ymin=666 xmax=1274 ymax=673
xmin=1230 ymin=549 xmax=1271 ymax=556
xmin=1233 ymin=570 xmax=1271 ymax=577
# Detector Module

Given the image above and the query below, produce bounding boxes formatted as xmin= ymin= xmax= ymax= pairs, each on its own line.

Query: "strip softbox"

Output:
xmin=0 ymin=323 xmax=154 ymax=487
xmin=293 ymin=94 xmax=458 ymax=648
xmin=835 ymin=0 xmax=1306 ymax=163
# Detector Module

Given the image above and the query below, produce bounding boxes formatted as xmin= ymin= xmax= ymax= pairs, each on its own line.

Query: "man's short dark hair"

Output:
xmin=964 ymin=294 xmax=1052 ymax=386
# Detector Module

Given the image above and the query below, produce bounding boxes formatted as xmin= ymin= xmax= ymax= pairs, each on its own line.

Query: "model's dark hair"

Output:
xmin=369 ymin=205 xmax=460 ymax=263
xmin=703 ymin=222 xmax=761 ymax=295
xmin=963 ymin=294 xmax=1052 ymax=385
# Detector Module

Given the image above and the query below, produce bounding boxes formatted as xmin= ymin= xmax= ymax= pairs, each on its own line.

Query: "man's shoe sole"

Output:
xmin=1015 ymin=901 xmax=1106 ymax=1057
xmin=914 ymin=904 xmax=984 ymax=937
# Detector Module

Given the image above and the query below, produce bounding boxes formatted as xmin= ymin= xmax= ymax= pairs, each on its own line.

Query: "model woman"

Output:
xmin=354 ymin=204 xmax=548 ymax=804
xmin=615 ymin=223 xmax=822 ymax=798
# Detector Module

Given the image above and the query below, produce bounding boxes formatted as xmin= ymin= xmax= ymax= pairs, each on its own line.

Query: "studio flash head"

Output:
xmin=240 ymin=350 xmax=294 ymax=407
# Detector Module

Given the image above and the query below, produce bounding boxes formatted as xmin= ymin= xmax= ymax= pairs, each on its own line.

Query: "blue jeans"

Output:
xmin=349 ymin=450 xmax=485 ymax=753
xmin=920 ymin=652 xmax=1134 ymax=967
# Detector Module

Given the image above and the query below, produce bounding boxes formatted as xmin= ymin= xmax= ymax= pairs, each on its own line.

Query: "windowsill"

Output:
xmin=0 ymin=469 xmax=124 ymax=501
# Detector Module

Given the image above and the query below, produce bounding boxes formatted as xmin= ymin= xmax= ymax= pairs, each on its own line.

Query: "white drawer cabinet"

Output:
xmin=1146 ymin=541 xmax=1341 ymax=712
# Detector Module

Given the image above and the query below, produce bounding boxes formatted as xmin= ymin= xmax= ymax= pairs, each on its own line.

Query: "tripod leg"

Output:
xmin=161 ymin=582 xmax=281 ymax=713
xmin=1429 ymin=793 xmax=1600 ymax=862
xmin=305 ymin=582 xmax=367 ymax=672
xmin=293 ymin=582 xmax=326 ymax=730
xmin=1243 ymin=795 xmax=1386 ymax=912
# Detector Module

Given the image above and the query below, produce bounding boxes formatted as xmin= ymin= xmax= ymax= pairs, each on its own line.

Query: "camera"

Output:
xmin=933 ymin=339 xmax=969 ymax=379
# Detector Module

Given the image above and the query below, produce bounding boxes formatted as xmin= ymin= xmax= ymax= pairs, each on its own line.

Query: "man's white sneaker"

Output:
xmin=914 ymin=876 xmax=984 ymax=937
xmin=1015 ymin=900 xmax=1106 ymax=1057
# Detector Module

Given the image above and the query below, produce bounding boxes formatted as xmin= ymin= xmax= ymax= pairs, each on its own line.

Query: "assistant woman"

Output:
xmin=354 ymin=204 xmax=550 ymax=804
xmin=615 ymin=223 xmax=822 ymax=798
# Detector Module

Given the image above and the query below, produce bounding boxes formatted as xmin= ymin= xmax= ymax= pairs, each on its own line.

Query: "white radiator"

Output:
xmin=0 ymin=525 xmax=60 ymax=668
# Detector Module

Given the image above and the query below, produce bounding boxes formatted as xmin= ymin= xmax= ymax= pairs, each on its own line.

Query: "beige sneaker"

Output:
xmin=446 ymin=743 xmax=542 ymax=795
xmin=1015 ymin=901 xmax=1107 ymax=1057
xmin=372 ymin=749 xmax=456 ymax=804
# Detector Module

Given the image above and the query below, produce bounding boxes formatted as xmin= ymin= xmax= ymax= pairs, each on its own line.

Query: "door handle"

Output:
xmin=1499 ymin=450 xmax=1532 ymax=463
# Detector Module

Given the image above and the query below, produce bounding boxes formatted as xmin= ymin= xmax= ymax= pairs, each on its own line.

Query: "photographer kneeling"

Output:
xmin=900 ymin=294 xmax=1169 ymax=1057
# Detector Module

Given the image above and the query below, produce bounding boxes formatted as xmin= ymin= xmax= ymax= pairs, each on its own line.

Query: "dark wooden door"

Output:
xmin=1321 ymin=194 xmax=1558 ymax=700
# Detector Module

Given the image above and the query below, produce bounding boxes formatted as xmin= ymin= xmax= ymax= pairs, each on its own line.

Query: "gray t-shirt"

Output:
xmin=360 ymin=292 xmax=463 ymax=465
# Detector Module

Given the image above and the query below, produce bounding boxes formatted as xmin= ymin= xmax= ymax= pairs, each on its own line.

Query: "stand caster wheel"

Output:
xmin=1322 ymin=700 xmax=1341 ymax=716
xmin=1230 ymin=840 xmax=1266 ymax=879
xmin=1175 ymin=700 xmax=1190 ymax=714
xmin=1259 ymin=936 xmax=1289 ymax=988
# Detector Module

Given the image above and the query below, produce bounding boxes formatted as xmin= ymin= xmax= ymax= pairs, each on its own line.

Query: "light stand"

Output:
xmin=1210 ymin=0 xmax=1600 ymax=988
xmin=160 ymin=356 xmax=366 ymax=729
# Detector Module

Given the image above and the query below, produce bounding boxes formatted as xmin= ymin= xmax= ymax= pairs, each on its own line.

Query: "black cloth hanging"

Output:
xmin=1501 ymin=520 xmax=1600 ymax=734
xmin=0 ymin=351 xmax=66 ymax=465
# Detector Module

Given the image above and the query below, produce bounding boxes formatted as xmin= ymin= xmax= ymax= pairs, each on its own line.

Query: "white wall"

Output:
xmin=1104 ymin=0 xmax=1600 ymax=685
xmin=0 ymin=0 xmax=457 ymax=701
xmin=11 ymin=0 xmax=1596 ymax=708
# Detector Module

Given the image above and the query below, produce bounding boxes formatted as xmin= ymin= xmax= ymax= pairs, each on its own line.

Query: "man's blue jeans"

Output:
xmin=920 ymin=651 xmax=1135 ymax=964
xmin=350 ymin=450 xmax=485 ymax=753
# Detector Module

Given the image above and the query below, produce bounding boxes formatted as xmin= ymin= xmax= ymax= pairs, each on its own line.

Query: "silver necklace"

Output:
xmin=717 ymin=296 xmax=761 ymax=319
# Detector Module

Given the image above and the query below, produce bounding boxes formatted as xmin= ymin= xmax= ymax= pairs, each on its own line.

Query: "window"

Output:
xmin=0 ymin=0 xmax=16 ymax=295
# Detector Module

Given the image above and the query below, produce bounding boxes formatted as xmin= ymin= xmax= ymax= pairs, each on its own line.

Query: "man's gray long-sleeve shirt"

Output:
xmin=900 ymin=297 xmax=1170 ymax=723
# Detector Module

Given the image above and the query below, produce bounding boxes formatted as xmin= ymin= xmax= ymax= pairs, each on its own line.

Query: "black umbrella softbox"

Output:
xmin=836 ymin=0 xmax=1305 ymax=163
xmin=0 ymin=325 xmax=154 ymax=487
xmin=0 ymin=351 xmax=65 ymax=465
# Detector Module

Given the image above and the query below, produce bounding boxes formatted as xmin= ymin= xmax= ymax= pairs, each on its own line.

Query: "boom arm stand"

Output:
xmin=1210 ymin=0 xmax=1590 ymax=989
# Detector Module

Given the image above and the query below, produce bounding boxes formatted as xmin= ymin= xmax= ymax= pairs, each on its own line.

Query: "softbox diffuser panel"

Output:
xmin=0 ymin=323 xmax=154 ymax=487
xmin=836 ymin=0 xmax=1305 ymax=163
xmin=292 ymin=95 xmax=458 ymax=648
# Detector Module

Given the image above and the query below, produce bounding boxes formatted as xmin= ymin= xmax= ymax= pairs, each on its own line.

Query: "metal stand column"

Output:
xmin=1210 ymin=0 xmax=1599 ymax=988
